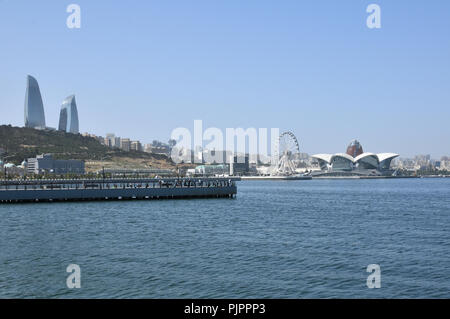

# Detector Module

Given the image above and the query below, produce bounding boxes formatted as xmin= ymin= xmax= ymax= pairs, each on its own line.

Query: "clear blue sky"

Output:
xmin=0 ymin=0 xmax=449 ymax=158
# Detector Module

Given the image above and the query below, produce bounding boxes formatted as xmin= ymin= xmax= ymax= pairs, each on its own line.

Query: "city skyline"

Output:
xmin=1 ymin=1 xmax=449 ymax=158
xmin=6 ymin=72 xmax=450 ymax=163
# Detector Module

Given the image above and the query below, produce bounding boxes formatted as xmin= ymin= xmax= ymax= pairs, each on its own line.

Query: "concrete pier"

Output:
xmin=241 ymin=175 xmax=312 ymax=181
xmin=0 ymin=177 xmax=239 ymax=203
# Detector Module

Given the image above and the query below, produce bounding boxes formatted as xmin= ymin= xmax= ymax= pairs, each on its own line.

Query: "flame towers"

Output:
xmin=24 ymin=75 xmax=46 ymax=129
xmin=58 ymin=95 xmax=79 ymax=134
xmin=23 ymin=75 xmax=80 ymax=133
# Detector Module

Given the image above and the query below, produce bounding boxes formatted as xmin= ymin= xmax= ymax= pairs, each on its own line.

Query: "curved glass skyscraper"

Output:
xmin=58 ymin=95 xmax=79 ymax=134
xmin=24 ymin=75 xmax=46 ymax=128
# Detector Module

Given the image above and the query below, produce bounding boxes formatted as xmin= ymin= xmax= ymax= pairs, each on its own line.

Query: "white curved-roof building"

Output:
xmin=377 ymin=153 xmax=400 ymax=163
xmin=354 ymin=153 xmax=379 ymax=170
xmin=312 ymin=151 xmax=399 ymax=176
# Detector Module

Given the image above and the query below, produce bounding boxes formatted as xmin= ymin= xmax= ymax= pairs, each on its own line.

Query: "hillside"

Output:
xmin=0 ymin=125 xmax=176 ymax=171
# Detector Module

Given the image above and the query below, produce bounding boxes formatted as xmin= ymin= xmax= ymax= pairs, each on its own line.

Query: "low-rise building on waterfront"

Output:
xmin=26 ymin=154 xmax=85 ymax=175
xmin=187 ymin=164 xmax=229 ymax=177
xmin=229 ymin=155 xmax=250 ymax=176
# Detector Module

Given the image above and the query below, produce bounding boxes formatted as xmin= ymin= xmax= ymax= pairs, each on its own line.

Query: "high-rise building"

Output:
xmin=121 ymin=138 xmax=131 ymax=152
xmin=104 ymin=137 xmax=112 ymax=147
xmin=24 ymin=75 xmax=46 ymax=129
xmin=105 ymin=133 xmax=115 ymax=148
xmin=144 ymin=144 xmax=153 ymax=153
xmin=114 ymin=137 xmax=121 ymax=148
xmin=58 ymin=95 xmax=79 ymax=134
xmin=131 ymin=141 xmax=143 ymax=152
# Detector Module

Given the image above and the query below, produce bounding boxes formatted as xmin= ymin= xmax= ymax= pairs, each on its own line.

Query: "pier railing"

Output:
xmin=0 ymin=177 xmax=239 ymax=189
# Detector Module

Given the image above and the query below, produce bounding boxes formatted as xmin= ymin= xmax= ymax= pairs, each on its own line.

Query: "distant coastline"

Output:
xmin=240 ymin=175 xmax=450 ymax=181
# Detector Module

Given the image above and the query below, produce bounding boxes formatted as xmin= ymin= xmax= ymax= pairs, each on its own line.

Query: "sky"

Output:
xmin=0 ymin=0 xmax=449 ymax=158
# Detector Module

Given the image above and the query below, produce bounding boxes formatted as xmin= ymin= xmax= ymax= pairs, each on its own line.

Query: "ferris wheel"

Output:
xmin=273 ymin=131 xmax=301 ymax=176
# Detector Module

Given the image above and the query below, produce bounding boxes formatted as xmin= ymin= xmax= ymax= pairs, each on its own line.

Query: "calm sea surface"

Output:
xmin=0 ymin=178 xmax=449 ymax=298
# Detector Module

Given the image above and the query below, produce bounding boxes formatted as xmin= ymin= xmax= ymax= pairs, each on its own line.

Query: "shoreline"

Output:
xmin=239 ymin=175 xmax=449 ymax=181
xmin=240 ymin=176 xmax=312 ymax=181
